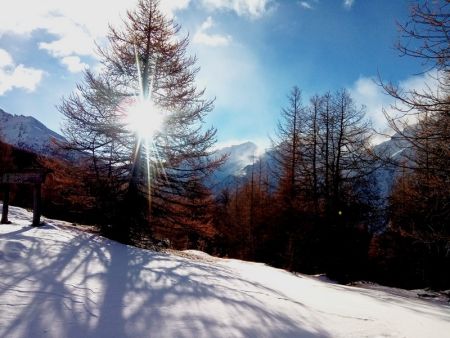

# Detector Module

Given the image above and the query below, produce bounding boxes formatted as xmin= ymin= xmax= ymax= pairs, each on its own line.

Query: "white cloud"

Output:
xmin=0 ymin=49 xmax=14 ymax=67
xmin=159 ymin=0 xmax=191 ymax=18
xmin=299 ymin=2 xmax=313 ymax=10
xmin=193 ymin=39 xmax=276 ymax=145
xmin=349 ymin=72 xmax=441 ymax=142
xmin=343 ymin=0 xmax=355 ymax=9
xmin=0 ymin=49 xmax=44 ymax=95
xmin=350 ymin=76 xmax=391 ymax=131
xmin=0 ymin=0 xmax=272 ymax=72
xmin=194 ymin=17 xmax=232 ymax=47
xmin=200 ymin=0 xmax=275 ymax=18
xmin=61 ymin=56 xmax=89 ymax=73
xmin=38 ymin=22 xmax=95 ymax=58
xmin=0 ymin=0 xmax=188 ymax=68
xmin=0 ymin=1 xmax=127 ymax=63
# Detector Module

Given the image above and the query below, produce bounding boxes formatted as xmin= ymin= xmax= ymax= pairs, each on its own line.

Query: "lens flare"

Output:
xmin=127 ymin=46 xmax=171 ymax=223
xmin=126 ymin=99 xmax=165 ymax=141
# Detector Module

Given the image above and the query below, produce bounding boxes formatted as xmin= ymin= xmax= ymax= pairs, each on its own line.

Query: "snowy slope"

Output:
xmin=1 ymin=205 xmax=449 ymax=338
xmin=0 ymin=108 xmax=66 ymax=157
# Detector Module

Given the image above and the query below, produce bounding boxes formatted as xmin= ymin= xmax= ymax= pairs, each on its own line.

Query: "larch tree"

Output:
xmin=272 ymin=86 xmax=306 ymax=206
xmin=270 ymin=87 xmax=376 ymax=276
xmin=381 ymin=0 xmax=450 ymax=245
xmin=285 ymin=89 xmax=376 ymax=224
xmin=60 ymin=0 xmax=222 ymax=243
xmin=324 ymin=89 xmax=375 ymax=222
xmin=59 ymin=71 xmax=132 ymax=224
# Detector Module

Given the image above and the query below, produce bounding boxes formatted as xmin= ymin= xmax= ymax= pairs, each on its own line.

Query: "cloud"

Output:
xmin=299 ymin=1 xmax=313 ymax=10
xmin=193 ymin=17 xmax=232 ymax=47
xmin=0 ymin=0 xmax=189 ymax=70
xmin=343 ymin=0 xmax=355 ymax=9
xmin=61 ymin=56 xmax=89 ymax=73
xmin=349 ymin=76 xmax=391 ymax=131
xmin=200 ymin=0 xmax=275 ymax=18
xmin=0 ymin=49 xmax=14 ymax=68
xmin=37 ymin=17 xmax=95 ymax=58
xmin=0 ymin=0 xmax=272 ymax=75
xmin=0 ymin=49 xmax=44 ymax=95
xmin=159 ymin=0 xmax=191 ymax=18
xmin=192 ymin=38 xmax=276 ymax=146
xmin=349 ymin=72 xmax=441 ymax=142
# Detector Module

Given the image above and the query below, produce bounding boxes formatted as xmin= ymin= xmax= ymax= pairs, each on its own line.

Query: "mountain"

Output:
xmin=0 ymin=107 xmax=412 ymax=200
xmin=209 ymin=133 xmax=415 ymax=202
xmin=0 ymin=108 xmax=263 ymax=186
xmin=216 ymin=141 xmax=259 ymax=177
xmin=208 ymin=141 xmax=260 ymax=192
xmin=371 ymin=130 xmax=415 ymax=199
xmin=1 ymin=204 xmax=449 ymax=338
xmin=0 ymin=108 xmax=66 ymax=157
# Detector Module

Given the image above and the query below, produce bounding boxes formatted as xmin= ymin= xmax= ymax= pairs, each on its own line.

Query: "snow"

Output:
xmin=1 ymin=204 xmax=449 ymax=338
xmin=0 ymin=108 xmax=65 ymax=156
xmin=209 ymin=141 xmax=260 ymax=191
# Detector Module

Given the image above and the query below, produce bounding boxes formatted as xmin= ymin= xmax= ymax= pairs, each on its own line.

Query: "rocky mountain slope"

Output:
xmin=0 ymin=108 xmax=66 ymax=158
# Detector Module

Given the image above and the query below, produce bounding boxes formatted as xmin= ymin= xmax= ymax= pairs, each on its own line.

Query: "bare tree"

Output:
xmin=382 ymin=0 xmax=449 ymax=252
xmin=327 ymin=90 xmax=374 ymax=216
xmin=396 ymin=0 xmax=449 ymax=74
xmin=382 ymin=0 xmax=449 ymax=173
xmin=294 ymin=90 xmax=375 ymax=221
xmin=272 ymin=86 xmax=306 ymax=205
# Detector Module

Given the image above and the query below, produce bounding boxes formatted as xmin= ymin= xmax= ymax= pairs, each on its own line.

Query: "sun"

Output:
xmin=126 ymin=99 xmax=165 ymax=140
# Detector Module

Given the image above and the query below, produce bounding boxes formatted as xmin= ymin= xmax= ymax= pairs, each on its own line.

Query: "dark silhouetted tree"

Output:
xmin=373 ymin=0 xmax=450 ymax=289
xmin=382 ymin=0 xmax=449 ymax=243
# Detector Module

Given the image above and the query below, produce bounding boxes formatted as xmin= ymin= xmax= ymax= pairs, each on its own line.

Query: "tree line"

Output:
xmin=214 ymin=0 xmax=449 ymax=289
xmin=213 ymin=88 xmax=378 ymax=282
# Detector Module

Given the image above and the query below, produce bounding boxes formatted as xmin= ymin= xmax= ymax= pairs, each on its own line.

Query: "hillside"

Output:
xmin=0 ymin=108 xmax=65 ymax=157
xmin=0 ymin=204 xmax=449 ymax=338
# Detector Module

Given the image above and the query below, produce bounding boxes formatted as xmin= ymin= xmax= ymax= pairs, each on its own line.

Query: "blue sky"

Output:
xmin=0 ymin=0 xmax=428 ymax=149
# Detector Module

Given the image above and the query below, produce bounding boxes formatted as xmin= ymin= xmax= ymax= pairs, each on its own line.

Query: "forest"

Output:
xmin=1 ymin=0 xmax=449 ymax=291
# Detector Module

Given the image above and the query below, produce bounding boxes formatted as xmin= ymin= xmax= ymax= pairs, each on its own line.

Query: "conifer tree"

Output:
xmin=383 ymin=0 xmax=449 ymax=245
xmin=60 ymin=0 xmax=221 ymax=242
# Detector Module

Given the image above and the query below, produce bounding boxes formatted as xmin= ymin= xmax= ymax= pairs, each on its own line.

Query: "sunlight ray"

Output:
xmin=125 ymin=45 xmax=169 ymax=220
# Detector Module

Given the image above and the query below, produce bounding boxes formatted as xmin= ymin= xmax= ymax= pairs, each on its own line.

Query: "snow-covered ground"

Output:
xmin=0 ymin=204 xmax=449 ymax=338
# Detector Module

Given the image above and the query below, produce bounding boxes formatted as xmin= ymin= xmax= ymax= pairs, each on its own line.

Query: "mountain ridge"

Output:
xmin=0 ymin=108 xmax=66 ymax=158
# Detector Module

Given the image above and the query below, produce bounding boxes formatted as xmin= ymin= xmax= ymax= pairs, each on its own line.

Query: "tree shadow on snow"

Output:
xmin=0 ymin=221 xmax=331 ymax=338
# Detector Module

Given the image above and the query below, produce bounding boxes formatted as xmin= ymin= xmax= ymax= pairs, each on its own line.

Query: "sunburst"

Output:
xmin=123 ymin=47 xmax=168 ymax=220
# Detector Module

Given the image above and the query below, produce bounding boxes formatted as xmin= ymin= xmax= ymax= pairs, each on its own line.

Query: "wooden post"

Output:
xmin=32 ymin=183 xmax=42 ymax=227
xmin=1 ymin=171 xmax=49 ymax=226
xmin=1 ymin=184 xmax=10 ymax=224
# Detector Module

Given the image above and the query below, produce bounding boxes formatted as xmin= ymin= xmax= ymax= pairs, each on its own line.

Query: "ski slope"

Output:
xmin=0 ymin=204 xmax=449 ymax=338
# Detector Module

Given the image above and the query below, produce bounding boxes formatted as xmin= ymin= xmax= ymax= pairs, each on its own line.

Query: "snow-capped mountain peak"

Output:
xmin=0 ymin=108 xmax=66 ymax=157
xmin=216 ymin=141 xmax=260 ymax=172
